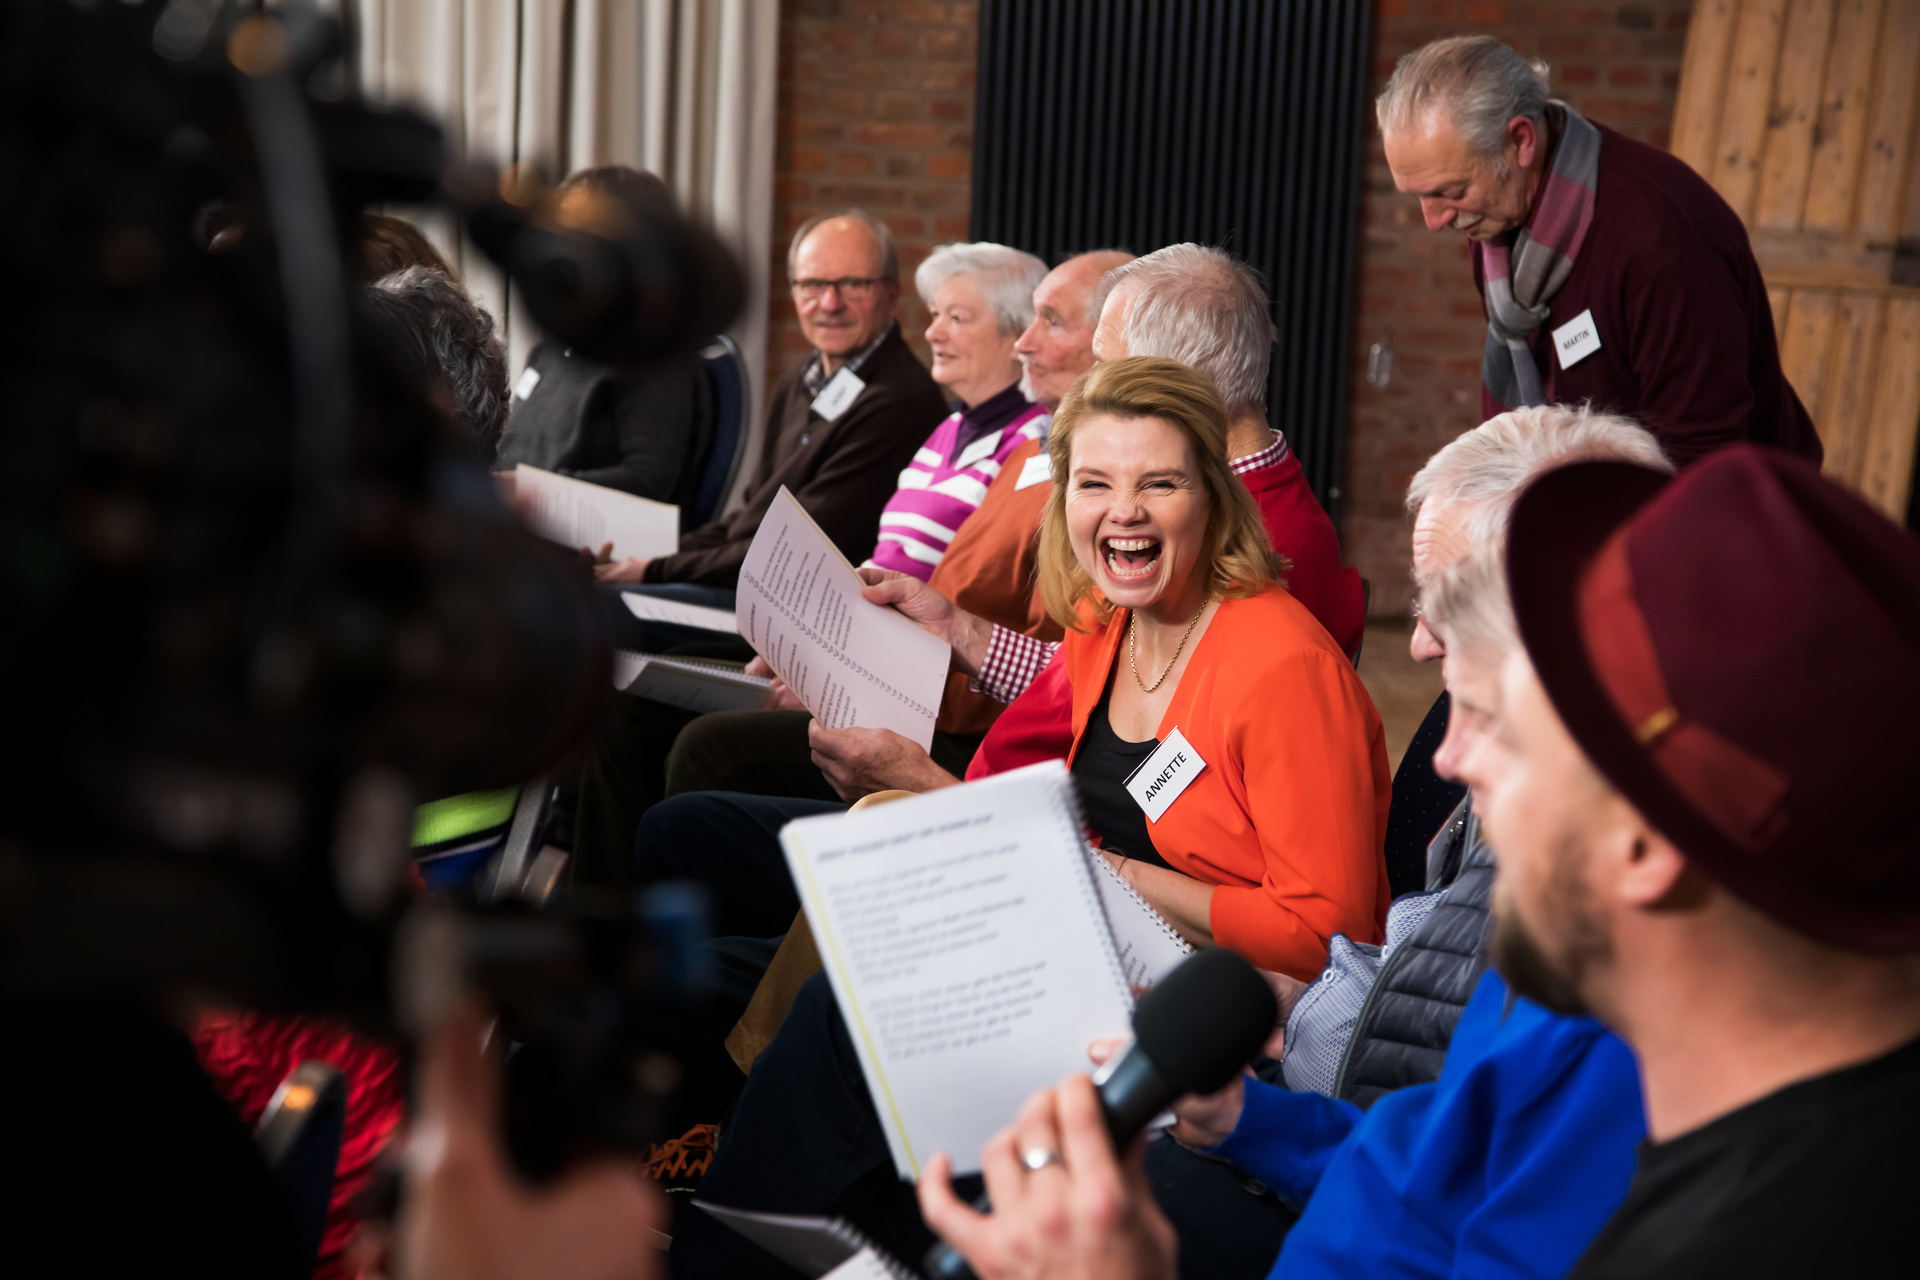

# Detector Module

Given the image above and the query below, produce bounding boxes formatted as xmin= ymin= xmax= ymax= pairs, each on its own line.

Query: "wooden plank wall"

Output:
xmin=1673 ymin=0 xmax=1920 ymax=517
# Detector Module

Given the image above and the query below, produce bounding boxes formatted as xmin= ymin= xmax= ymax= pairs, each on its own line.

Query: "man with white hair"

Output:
xmin=1089 ymin=244 xmax=1363 ymax=653
xmin=1378 ymin=35 xmax=1819 ymax=466
xmin=921 ymin=406 xmax=1666 ymax=1280
xmin=803 ymin=245 xmax=1365 ymax=799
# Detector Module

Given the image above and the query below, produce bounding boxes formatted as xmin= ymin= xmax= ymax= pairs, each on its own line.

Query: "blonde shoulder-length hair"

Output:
xmin=1038 ymin=356 xmax=1288 ymax=632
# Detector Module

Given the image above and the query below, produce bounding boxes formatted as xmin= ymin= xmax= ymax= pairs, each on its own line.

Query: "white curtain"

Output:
xmin=345 ymin=0 xmax=780 ymax=497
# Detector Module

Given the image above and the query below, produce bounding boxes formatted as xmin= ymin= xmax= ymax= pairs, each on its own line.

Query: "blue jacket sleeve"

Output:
xmin=1265 ymin=974 xmax=1646 ymax=1280
xmin=1203 ymin=1077 xmax=1364 ymax=1205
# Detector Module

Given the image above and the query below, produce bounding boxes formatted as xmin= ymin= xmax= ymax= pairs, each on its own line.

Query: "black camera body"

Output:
xmin=0 ymin=0 xmax=743 ymax=1173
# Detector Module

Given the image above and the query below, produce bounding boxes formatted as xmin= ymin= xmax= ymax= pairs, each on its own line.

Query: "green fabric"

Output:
xmin=413 ymin=786 xmax=520 ymax=848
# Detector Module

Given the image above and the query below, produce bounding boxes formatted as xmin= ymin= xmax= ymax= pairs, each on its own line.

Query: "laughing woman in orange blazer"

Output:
xmin=1041 ymin=355 xmax=1388 ymax=979
xmin=666 ymin=357 xmax=1391 ymax=1280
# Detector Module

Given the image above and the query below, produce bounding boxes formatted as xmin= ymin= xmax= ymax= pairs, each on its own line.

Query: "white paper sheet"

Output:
xmin=781 ymin=761 xmax=1136 ymax=1179
xmin=620 ymin=592 xmax=738 ymax=632
xmin=1086 ymin=850 xmax=1195 ymax=991
xmin=611 ymin=650 xmax=771 ymax=714
xmin=736 ymin=487 xmax=949 ymax=751
xmin=515 ymin=464 xmax=679 ymax=561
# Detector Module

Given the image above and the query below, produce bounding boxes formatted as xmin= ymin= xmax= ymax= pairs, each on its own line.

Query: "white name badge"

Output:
xmin=810 ymin=366 xmax=866 ymax=421
xmin=1125 ymin=727 xmax=1207 ymax=823
xmin=1015 ymin=451 xmax=1052 ymax=490
xmin=1552 ymin=308 xmax=1602 ymax=369
xmin=513 ymin=365 xmax=542 ymax=400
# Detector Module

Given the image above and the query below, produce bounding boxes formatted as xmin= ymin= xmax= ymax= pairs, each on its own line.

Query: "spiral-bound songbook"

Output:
xmin=779 ymin=760 xmax=1185 ymax=1181
xmin=611 ymin=649 xmax=772 ymax=714
xmin=690 ymin=1203 xmax=918 ymax=1279
xmin=1085 ymin=845 xmax=1196 ymax=990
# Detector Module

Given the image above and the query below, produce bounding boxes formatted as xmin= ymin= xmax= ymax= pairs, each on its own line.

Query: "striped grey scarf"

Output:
xmin=1477 ymin=102 xmax=1602 ymax=409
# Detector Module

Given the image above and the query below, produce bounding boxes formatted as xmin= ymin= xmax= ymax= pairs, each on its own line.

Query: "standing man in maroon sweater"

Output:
xmin=1378 ymin=36 xmax=1819 ymax=467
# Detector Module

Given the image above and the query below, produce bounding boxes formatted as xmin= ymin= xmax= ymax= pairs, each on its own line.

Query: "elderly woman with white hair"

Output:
xmin=864 ymin=241 xmax=1048 ymax=580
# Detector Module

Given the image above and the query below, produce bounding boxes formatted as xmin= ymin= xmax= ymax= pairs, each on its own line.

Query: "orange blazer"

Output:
xmin=1063 ymin=587 xmax=1391 ymax=979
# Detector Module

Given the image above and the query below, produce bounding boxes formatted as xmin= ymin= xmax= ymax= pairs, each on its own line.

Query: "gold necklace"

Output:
xmin=1129 ymin=597 xmax=1210 ymax=694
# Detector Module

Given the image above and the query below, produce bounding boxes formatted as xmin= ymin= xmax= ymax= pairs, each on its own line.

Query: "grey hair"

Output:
xmin=787 ymin=208 xmax=899 ymax=284
xmin=1409 ymin=403 xmax=1673 ymax=656
xmin=362 ymin=266 xmax=509 ymax=456
xmin=913 ymin=241 xmax=1049 ymax=337
xmin=1092 ymin=244 xmax=1275 ymax=419
xmin=1376 ymin=36 xmax=1550 ymax=165
xmin=1426 ymin=542 xmax=1520 ymax=661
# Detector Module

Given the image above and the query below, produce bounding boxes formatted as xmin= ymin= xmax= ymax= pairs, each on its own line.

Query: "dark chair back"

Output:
xmin=256 ymin=1060 xmax=348 ymax=1275
xmin=693 ymin=336 xmax=751 ymax=525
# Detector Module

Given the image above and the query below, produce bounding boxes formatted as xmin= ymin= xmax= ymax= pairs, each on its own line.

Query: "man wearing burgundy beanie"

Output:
xmin=1456 ymin=445 xmax=1920 ymax=1277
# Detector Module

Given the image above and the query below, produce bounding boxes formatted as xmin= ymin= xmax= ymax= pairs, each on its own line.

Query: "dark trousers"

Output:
xmin=673 ymin=971 xmax=1296 ymax=1280
xmin=636 ymin=791 xmax=843 ymax=939
xmin=575 ymin=704 xmax=984 ymax=897
xmin=571 ymin=693 xmax=702 ymax=895
xmin=667 ymin=712 xmax=843 ymax=805
xmin=670 ymin=973 xmax=956 ymax=1280
xmin=667 ymin=711 xmax=986 ymax=799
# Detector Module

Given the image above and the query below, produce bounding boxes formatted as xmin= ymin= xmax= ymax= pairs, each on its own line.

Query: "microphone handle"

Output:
xmin=923 ymin=1050 xmax=1174 ymax=1279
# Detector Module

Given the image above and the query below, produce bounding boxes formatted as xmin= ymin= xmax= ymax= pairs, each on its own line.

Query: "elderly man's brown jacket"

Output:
xmin=640 ymin=326 xmax=948 ymax=586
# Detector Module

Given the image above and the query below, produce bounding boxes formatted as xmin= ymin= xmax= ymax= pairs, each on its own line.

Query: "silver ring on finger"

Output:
xmin=1021 ymin=1147 xmax=1064 ymax=1173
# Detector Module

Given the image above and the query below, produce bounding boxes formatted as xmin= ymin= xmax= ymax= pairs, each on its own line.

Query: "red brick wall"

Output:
xmin=765 ymin=2 xmax=1698 ymax=615
xmin=1345 ymin=1 xmax=1696 ymax=614
xmin=769 ymin=0 xmax=979 ymax=381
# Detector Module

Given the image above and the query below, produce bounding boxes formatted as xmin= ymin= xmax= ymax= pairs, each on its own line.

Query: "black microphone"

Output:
xmin=924 ymin=949 xmax=1279 ymax=1280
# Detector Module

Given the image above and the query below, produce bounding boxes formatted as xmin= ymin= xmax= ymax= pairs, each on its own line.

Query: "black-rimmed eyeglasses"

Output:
xmin=791 ymin=276 xmax=883 ymax=301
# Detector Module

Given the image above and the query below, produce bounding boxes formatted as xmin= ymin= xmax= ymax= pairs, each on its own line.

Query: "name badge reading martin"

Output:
xmin=1552 ymin=308 xmax=1602 ymax=370
xmin=1015 ymin=451 xmax=1053 ymax=490
xmin=1125 ymin=727 xmax=1207 ymax=823
xmin=810 ymin=366 xmax=866 ymax=421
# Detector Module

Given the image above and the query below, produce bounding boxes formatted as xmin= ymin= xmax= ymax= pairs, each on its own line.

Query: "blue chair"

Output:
xmin=693 ymin=335 xmax=751 ymax=526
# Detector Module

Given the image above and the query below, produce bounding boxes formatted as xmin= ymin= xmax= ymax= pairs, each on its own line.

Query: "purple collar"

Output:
xmin=950 ymin=381 xmax=1034 ymax=458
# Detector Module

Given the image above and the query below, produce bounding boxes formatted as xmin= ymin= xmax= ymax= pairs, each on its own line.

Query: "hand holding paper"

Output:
xmin=806 ymin=720 xmax=962 ymax=801
xmin=737 ymin=488 xmax=949 ymax=750
xmin=515 ymin=464 xmax=679 ymax=562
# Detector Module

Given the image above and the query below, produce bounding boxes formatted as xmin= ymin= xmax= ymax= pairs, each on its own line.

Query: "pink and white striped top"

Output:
xmin=865 ymin=395 xmax=1051 ymax=581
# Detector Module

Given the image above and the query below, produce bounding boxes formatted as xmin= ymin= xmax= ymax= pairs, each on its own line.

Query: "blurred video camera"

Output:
xmin=0 ymin=0 xmax=743 ymax=1173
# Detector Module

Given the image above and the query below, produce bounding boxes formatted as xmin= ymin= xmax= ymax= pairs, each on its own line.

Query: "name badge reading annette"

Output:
xmin=1125 ymin=727 xmax=1207 ymax=823
xmin=810 ymin=366 xmax=866 ymax=421
xmin=513 ymin=365 xmax=542 ymax=400
xmin=1552 ymin=309 xmax=1602 ymax=370
xmin=1015 ymin=451 xmax=1053 ymax=490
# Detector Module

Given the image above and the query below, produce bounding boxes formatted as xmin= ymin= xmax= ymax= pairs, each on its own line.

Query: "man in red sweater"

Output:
xmin=1377 ymin=35 xmax=1818 ymax=467
xmin=808 ymin=244 xmax=1365 ymax=793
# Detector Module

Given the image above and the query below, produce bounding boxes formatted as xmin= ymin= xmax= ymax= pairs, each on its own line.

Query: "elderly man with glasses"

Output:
xmin=570 ymin=210 xmax=949 ymax=889
xmin=595 ymin=207 xmax=949 ymax=594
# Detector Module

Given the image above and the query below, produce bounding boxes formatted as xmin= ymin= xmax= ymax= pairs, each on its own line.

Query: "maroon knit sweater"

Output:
xmin=1472 ymin=121 xmax=1820 ymax=467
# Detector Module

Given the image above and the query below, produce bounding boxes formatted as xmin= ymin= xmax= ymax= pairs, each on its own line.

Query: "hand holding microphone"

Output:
xmin=918 ymin=949 xmax=1278 ymax=1280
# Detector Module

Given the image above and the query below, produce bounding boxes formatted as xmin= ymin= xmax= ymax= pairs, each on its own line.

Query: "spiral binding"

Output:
xmin=1086 ymin=846 xmax=1196 ymax=961
xmin=1047 ymin=770 xmax=1146 ymax=1011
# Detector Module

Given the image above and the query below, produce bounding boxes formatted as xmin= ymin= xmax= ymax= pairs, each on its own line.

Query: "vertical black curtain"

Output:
xmin=971 ymin=0 xmax=1371 ymax=518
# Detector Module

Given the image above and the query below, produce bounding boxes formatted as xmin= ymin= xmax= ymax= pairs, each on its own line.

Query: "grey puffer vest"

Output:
xmin=1331 ymin=798 xmax=1494 ymax=1109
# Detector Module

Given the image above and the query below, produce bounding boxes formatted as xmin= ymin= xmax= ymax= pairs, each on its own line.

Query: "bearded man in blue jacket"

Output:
xmin=918 ymin=408 xmax=1651 ymax=1280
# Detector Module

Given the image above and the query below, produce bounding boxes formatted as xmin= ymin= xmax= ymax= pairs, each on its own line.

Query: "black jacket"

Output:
xmin=495 ymin=341 xmax=714 ymax=513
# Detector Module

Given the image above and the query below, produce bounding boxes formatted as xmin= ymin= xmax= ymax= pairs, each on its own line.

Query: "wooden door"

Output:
xmin=1672 ymin=0 xmax=1920 ymax=520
